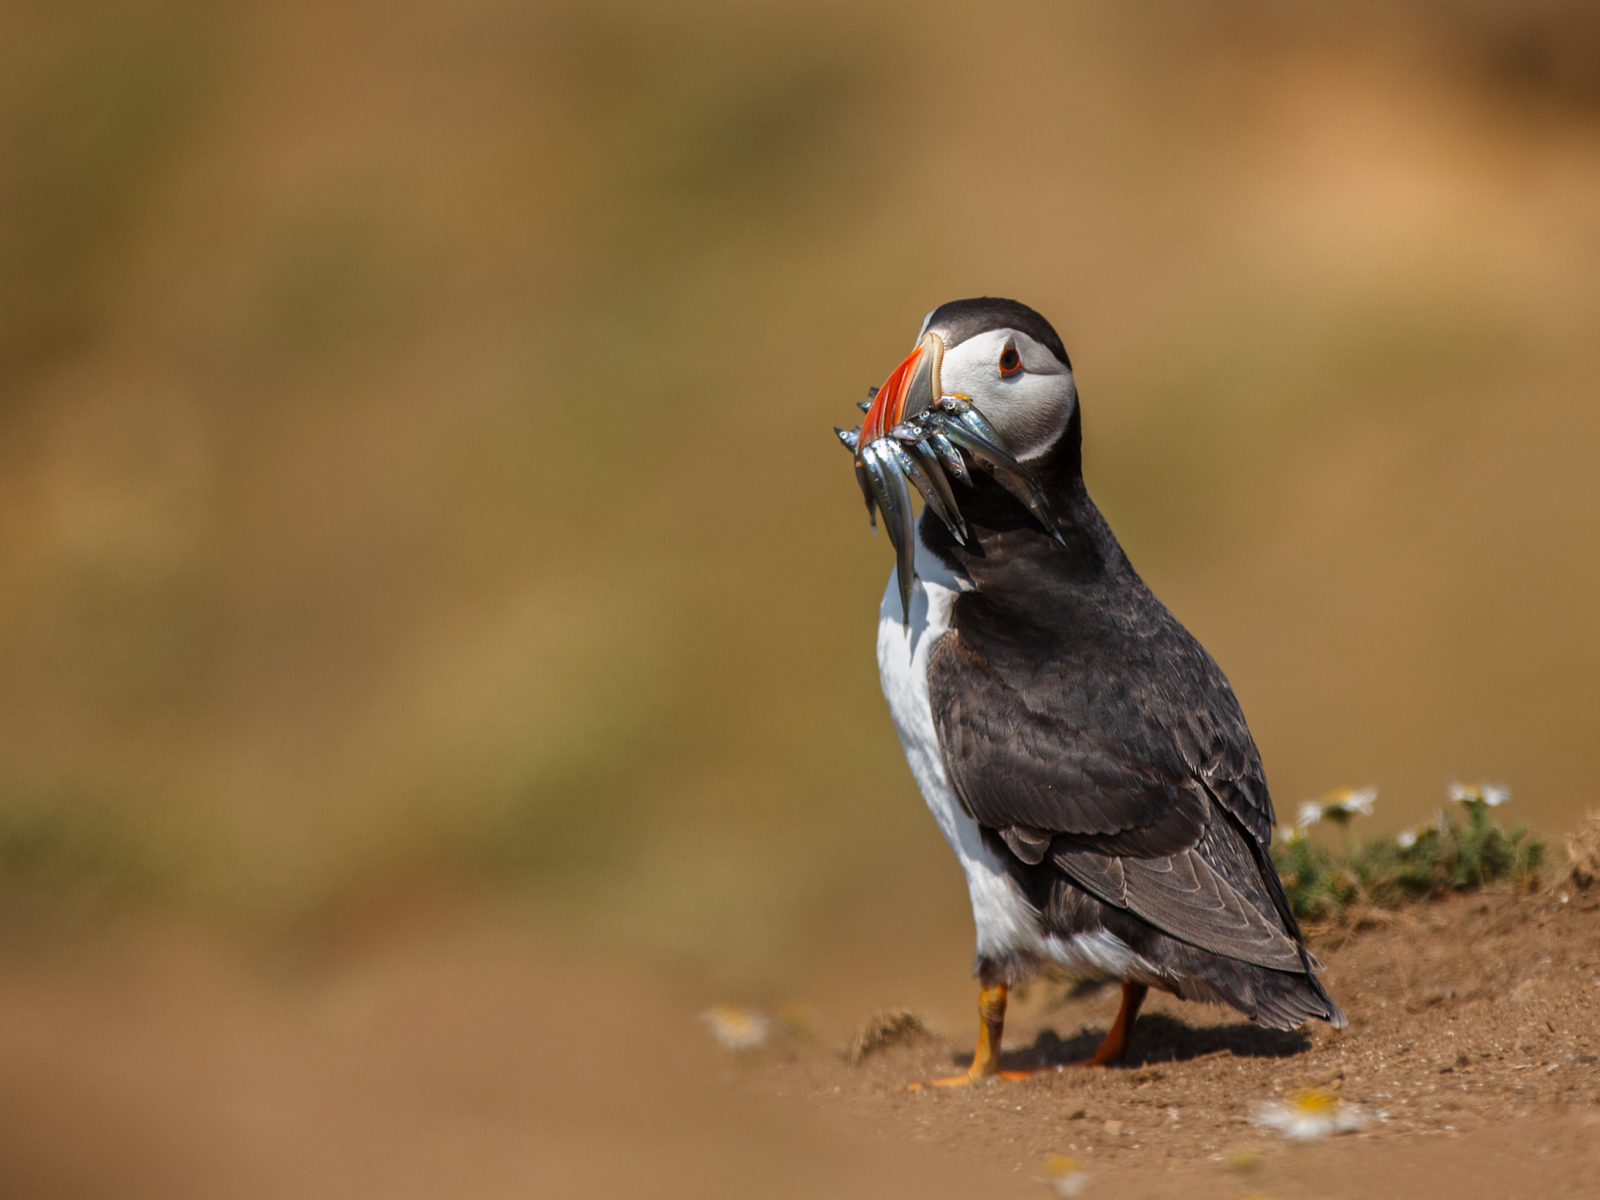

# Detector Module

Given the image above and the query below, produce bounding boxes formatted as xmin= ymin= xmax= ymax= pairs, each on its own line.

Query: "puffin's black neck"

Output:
xmin=921 ymin=404 xmax=1163 ymax=650
xmin=1040 ymin=405 xmax=1085 ymax=494
xmin=923 ymin=407 xmax=1126 ymax=586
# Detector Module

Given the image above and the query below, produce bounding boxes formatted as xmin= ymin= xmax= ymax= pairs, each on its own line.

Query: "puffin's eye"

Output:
xmin=998 ymin=345 xmax=1022 ymax=376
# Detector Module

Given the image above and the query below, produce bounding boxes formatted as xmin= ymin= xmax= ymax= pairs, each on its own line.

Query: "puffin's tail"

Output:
xmin=1235 ymin=815 xmax=1348 ymax=1029
xmin=1254 ymin=963 xmax=1347 ymax=1031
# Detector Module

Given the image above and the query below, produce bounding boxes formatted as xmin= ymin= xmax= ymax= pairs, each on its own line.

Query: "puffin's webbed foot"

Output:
xmin=1073 ymin=982 xmax=1148 ymax=1067
xmin=907 ymin=978 xmax=1026 ymax=1090
xmin=906 ymin=979 xmax=1148 ymax=1089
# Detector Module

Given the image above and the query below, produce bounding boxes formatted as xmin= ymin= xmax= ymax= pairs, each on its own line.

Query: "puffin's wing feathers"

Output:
xmin=1054 ymin=844 xmax=1304 ymax=971
xmin=928 ymin=631 xmax=1272 ymax=853
xmin=928 ymin=629 xmax=1301 ymax=967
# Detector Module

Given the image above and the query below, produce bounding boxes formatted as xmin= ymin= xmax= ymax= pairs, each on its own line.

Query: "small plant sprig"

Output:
xmin=1271 ymin=781 xmax=1544 ymax=923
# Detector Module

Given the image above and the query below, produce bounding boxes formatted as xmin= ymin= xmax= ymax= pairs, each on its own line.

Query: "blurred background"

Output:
xmin=1 ymin=0 xmax=1598 ymax=1194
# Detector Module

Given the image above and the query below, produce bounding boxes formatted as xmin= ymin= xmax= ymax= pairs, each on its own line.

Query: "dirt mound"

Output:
xmin=1566 ymin=812 xmax=1600 ymax=891
xmin=843 ymin=1009 xmax=936 ymax=1064
xmin=753 ymin=887 xmax=1600 ymax=1198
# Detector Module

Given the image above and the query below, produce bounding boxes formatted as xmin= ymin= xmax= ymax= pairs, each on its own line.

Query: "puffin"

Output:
xmin=837 ymin=297 xmax=1344 ymax=1086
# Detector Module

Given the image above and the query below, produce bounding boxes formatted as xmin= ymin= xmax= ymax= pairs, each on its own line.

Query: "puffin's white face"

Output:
xmin=935 ymin=327 xmax=1077 ymax=463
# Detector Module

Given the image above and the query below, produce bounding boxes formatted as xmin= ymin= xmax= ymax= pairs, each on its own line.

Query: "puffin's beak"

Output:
xmin=854 ymin=332 xmax=944 ymax=623
xmin=859 ymin=331 xmax=944 ymax=450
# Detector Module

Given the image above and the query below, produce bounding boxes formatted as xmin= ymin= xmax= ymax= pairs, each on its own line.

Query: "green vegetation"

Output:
xmin=1273 ymin=791 xmax=1545 ymax=923
xmin=0 ymin=786 xmax=172 ymax=918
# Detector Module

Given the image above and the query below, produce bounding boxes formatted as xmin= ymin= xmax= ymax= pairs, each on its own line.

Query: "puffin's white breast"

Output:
xmin=875 ymin=531 xmax=1047 ymax=963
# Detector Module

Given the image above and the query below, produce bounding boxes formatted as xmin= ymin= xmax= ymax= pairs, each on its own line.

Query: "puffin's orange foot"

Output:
xmin=906 ymin=979 xmax=1012 ymax=1091
xmin=911 ymin=1071 xmax=979 ymax=1090
xmin=905 ymin=977 xmax=1076 ymax=1090
xmin=905 ymin=1062 xmax=1058 ymax=1090
xmin=999 ymin=1065 xmax=1058 ymax=1080
xmin=908 ymin=981 xmax=1149 ymax=1087
xmin=1067 ymin=1051 xmax=1122 ymax=1068
xmin=1063 ymin=1035 xmax=1130 ymax=1069
xmin=1069 ymin=982 xmax=1148 ymax=1068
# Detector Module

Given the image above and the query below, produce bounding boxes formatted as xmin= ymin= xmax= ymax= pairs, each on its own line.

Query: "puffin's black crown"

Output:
xmin=925 ymin=297 xmax=1071 ymax=370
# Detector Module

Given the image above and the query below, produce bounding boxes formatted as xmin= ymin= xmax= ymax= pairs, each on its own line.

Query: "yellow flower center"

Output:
xmin=1286 ymin=1088 xmax=1337 ymax=1113
xmin=1040 ymin=1154 xmax=1082 ymax=1177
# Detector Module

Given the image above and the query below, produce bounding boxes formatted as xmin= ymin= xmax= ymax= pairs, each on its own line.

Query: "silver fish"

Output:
xmin=859 ymin=438 xmax=917 ymax=621
xmin=836 ymin=386 xmax=1065 ymax=623
xmin=886 ymin=438 xmax=967 ymax=546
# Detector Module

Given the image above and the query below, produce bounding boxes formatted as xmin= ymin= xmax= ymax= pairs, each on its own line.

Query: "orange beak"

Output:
xmin=859 ymin=332 xmax=944 ymax=450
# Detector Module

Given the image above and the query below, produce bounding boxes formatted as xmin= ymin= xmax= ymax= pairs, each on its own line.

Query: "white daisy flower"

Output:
xmin=700 ymin=1005 xmax=771 ymax=1051
xmin=1035 ymin=1154 xmax=1091 ymax=1197
xmin=1274 ymin=824 xmax=1306 ymax=844
xmin=1449 ymin=780 xmax=1511 ymax=808
xmin=1396 ymin=827 xmax=1418 ymax=850
xmin=1323 ymin=786 xmax=1377 ymax=817
xmin=1299 ymin=787 xmax=1377 ymax=831
xmin=1252 ymin=1088 xmax=1369 ymax=1141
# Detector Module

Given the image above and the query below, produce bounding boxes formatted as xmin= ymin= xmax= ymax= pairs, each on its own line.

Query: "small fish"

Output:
xmin=859 ymin=439 xmax=917 ymax=621
xmin=835 ymin=388 xmax=1065 ymax=622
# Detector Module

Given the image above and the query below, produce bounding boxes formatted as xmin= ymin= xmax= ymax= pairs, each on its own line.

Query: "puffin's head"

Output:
xmin=860 ymin=297 xmax=1076 ymax=463
xmin=841 ymin=297 xmax=1076 ymax=623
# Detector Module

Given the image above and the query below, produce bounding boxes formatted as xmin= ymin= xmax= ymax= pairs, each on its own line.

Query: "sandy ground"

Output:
xmin=0 ymin=885 xmax=1596 ymax=1199
xmin=755 ymin=886 xmax=1600 ymax=1197
xmin=0 ymin=900 xmax=1003 ymax=1200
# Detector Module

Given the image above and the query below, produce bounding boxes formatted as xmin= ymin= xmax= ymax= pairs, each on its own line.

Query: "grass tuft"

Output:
xmin=1272 ymin=801 xmax=1544 ymax=922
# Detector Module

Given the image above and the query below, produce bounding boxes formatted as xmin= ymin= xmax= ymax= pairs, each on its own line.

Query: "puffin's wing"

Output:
xmin=927 ymin=631 xmax=1305 ymax=969
xmin=1052 ymin=833 xmax=1305 ymax=971
xmin=927 ymin=631 xmax=1274 ymax=853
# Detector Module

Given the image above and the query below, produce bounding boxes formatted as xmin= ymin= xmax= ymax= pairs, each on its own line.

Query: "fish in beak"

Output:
xmin=835 ymin=333 xmax=1063 ymax=624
